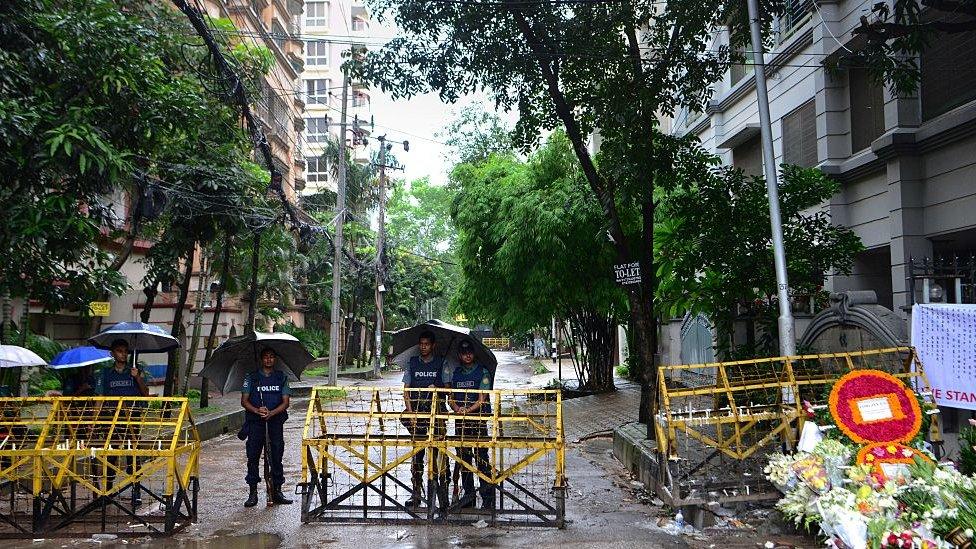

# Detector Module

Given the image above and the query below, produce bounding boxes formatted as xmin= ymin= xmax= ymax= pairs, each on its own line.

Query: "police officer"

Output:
xmin=241 ymin=347 xmax=292 ymax=507
xmin=95 ymin=339 xmax=149 ymax=507
xmin=402 ymin=330 xmax=449 ymax=509
xmin=448 ymin=340 xmax=495 ymax=510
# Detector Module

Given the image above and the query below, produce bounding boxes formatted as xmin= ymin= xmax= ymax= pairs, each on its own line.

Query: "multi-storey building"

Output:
xmin=301 ymin=0 xmax=373 ymax=195
xmin=17 ymin=1 xmax=309 ymax=391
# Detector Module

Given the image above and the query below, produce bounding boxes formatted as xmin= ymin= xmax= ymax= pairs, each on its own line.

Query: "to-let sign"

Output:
xmin=89 ymin=301 xmax=111 ymax=317
xmin=614 ymin=262 xmax=641 ymax=286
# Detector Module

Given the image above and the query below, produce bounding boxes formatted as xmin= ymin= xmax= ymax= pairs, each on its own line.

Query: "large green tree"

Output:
xmin=452 ymin=133 xmax=625 ymax=391
xmin=354 ymin=0 xmax=755 ymax=421
xmin=656 ymin=165 xmax=863 ymax=358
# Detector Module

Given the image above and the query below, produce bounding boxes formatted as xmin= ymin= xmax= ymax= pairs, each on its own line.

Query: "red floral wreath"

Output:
xmin=828 ymin=370 xmax=922 ymax=444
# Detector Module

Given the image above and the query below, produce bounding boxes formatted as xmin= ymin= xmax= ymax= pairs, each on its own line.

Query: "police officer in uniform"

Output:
xmin=241 ymin=348 xmax=293 ymax=507
xmin=95 ymin=339 xmax=149 ymax=507
xmin=448 ymin=340 xmax=495 ymax=510
xmin=402 ymin=331 xmax=449 ymax=509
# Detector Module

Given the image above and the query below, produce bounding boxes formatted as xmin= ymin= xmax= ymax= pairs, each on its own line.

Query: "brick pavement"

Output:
xmin=561 ymin=381 xmax=641 ymax=441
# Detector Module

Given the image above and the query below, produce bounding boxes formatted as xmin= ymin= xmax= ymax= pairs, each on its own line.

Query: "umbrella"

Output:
xmin=200 ymin=331 xmax=314 ymax=394
xmin=88 ymin=322 xmax=180 ymax=353
xmin=0 ymin=345 xmax=47 ymax=369
xmin=48 ymin=346 xmax=112 ymax=370
xmin=390 ymin=319 xmax=497 ymax=378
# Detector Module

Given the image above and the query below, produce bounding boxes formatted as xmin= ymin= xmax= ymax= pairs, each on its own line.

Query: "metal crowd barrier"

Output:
xmin=0 ymin=397 xmax=200 ymax=538
xmin=481 ymin=338 xmax=511 ymax=350
xmin=654 ymin=347 xmax=935 ymax=507
xmin=299 ymin=387 xmax=566 ymax=527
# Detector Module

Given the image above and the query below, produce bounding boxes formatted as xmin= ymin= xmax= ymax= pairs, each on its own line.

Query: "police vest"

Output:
xmin=100 ymin=368 xmax=141 ymax=397
xmin=407 ymin=356 xmax=444 ymax=409
xmin=451 ymin=363 xmax=490 ymax=412
xmin=247 ymin=370 xmax=287 ymax=411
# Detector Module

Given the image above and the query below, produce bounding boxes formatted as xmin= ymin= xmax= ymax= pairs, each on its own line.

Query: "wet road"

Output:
xmin=26 ymin=353 xmax=686 ymax=548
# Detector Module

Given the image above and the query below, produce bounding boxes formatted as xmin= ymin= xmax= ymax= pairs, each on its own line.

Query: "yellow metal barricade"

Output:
xmin=0 ymin=397 xmax=200 ymax=538
xmin=299 ymin=387 xmax=565 ymax=527
xmin=481 ymin=338 xmax=511 ymax=350
xmin=654 ymin=347 xmax=935 ymax=506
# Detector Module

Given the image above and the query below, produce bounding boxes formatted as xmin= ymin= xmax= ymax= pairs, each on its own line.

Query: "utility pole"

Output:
xmin=373 ymin=136 xmax=389 ymax=378
xmin=328 ymin=52 xmax=352 ymax=387
xmin=746 ymin=0 xmax=796 ymax=359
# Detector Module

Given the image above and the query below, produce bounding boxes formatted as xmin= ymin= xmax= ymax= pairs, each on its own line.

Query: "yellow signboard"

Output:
xmin=454 ymin=314 xmax=468 ymax=323
xmin=89 ymin=301 xmax=111 ymax=317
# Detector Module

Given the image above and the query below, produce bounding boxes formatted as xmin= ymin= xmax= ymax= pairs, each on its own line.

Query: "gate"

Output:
xmin=299 ymin=387 xmax=565 ymax=527
xmin=0 ymin=397 xmax=200 ymax=538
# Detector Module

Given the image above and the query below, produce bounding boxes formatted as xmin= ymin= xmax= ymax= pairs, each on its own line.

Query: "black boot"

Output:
xmin=244 ymin=485 xmax=259 ymax=508
xmin=271 ymin=487 xmax=293 ymax=505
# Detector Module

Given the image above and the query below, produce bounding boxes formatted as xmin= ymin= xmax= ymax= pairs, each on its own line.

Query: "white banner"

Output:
xmin=912 ymin=303 xmax=976 ymax=410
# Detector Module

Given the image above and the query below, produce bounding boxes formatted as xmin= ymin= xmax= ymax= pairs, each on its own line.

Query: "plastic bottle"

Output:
xmin=674 ymin=509 xmax=685 ymax=529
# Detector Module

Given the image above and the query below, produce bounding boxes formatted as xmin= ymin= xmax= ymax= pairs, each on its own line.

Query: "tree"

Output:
xmin=354 ymin=0 xmax=753 ymax=423
xmin=451 ymin=133 xmax=626 ymax=392
xmin=439 ymin=104 xmax=514 ymax=165
xmin=385 ymin=177 xmax=460 ymax=323
xmin=656 ymin=165 xmax=864 ymax=358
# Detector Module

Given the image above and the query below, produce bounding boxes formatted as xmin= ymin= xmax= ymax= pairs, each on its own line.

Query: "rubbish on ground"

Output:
xmin=91 ymin=534 xmax=118 ymax=541
xmin=389 ymin=530 xmax=408 ymax=540
xmin=473 ymin=519 xmax=489 ymax=528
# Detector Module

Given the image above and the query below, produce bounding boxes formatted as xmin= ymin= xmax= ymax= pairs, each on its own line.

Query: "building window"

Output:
xmin=782 ymin=100 xmax=817 ymax=168
xmin=921 ymin=25 xmax=976 ymax=121
xmin=732 ymin=134 xmax=763 ymax=177
xmin=306 ymin=117 xmax=330 ymax=142
xmin=306 ymin=1 xmax=329 ymax=27
xmin=305 ymin=78 xmax=331 ymax=105
xmin=306 ymin=156 xmax=329 ymax=184
xmin=779 ymin=0 xmax=812 ymax=40
xmin=729 ymin=46 xmax=754 ymax=87
xmin=848 ymin=67 xmax=885 ymax=153
xmin=352 ymin=91 xmax=368 ymax=107
xmin=271 ymin=20 xmax=287 ymax=51
xmin=352 ymin=17 xmax=367 ymax=31
xmin=307 ymin=41 xmax=329 ymax=66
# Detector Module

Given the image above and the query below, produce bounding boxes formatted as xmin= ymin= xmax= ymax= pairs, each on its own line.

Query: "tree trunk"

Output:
xmin=164 ymin=244 xmax=196 ymax=396
xmin=181 ymin=252 xmax=210 ymax=396
xmin=2 ymin=290 xmax=12 ymax=344
xmin=139 ymin=280 xmax=159 ymax=323
xmin=200 ymin=236 xmax=232 ymax=407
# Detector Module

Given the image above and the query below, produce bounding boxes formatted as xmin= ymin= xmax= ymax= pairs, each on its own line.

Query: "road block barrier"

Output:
xmin=481 ymin=338 xmax=511 ymax=350
xmin=0 ymin=397 xmax=200 ymax=538
xmin=654 ymin=347 xmax=935 ymax=506
xmin=299 ymin=387 xmax=565 ymax=527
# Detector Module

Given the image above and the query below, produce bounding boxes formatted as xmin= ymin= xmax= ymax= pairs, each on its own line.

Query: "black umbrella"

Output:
xmin=200 ymin=331 xmax=314 ymax=394
xmin=390 ymin=319 xmax=497 ymax=378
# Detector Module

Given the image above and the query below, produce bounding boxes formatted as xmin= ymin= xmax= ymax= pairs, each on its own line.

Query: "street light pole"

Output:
xmin=373 ymin=136 xmax=389 ymax=378
xmin=746 ymin=0 xmax=796 ymax=358
xmin=328 ymin=53 xmax=352 ymax=387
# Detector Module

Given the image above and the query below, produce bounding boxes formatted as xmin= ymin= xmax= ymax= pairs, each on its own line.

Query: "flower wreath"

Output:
xmin=856 ymin=442 xmax=932 ymax=484
xmin=828 ymin=369 xmax=922 ymax=444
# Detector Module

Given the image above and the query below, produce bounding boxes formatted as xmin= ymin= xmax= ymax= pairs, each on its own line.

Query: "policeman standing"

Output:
xmin=241 ymin=348 xmax=293 ymax=507
xmin=402 ymin=331 xmax=449 ymax=509
xmin=95 ymin=339 xmax=149 ymax=507
xmin=448 ymin=340 xmax=495 ymax=510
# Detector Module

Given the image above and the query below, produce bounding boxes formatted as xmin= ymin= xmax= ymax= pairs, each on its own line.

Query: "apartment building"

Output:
xmin=18 ymin=1 xmax=309 ymax=387
xmin=670 ymin=0 xmax=976 ymax=319
xmin=301 ymin=0 xmax=373 ymax=195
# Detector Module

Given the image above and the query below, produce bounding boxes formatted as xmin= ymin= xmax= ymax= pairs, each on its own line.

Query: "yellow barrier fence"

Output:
xmin=481 ymin=338 xmax=511 ymax=350
xmin=654 ymin=347 xmax=936 ymax=506
xmin=299 ymin=386 xmax=566 ymax=527
xmin=0 ymin=397 xmax=200 ymax=538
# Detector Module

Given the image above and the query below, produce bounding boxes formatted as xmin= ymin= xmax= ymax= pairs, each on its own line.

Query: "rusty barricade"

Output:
xmin=299 ymin=387 xmax=566 ymax=527
xmin=0 ymin=397 xmax=200 ymax=538
xmin=653 ymin=347 xmax=936 ymax=507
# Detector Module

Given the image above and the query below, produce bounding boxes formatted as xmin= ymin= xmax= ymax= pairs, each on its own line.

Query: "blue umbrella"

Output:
xmin=88 ymin=322 xmax=180 ymax=353
xmin=48 ymin=346 xmax=112 ymax=370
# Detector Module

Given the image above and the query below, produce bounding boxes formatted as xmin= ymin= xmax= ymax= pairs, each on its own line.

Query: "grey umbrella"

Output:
xmin=390 ymin=319 xmax=497 ymax=379
xmin=200 ymin=331 xmax=314 ymax=394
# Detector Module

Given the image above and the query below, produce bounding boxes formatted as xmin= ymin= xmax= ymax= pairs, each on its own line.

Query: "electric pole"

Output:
xmin=327 ymin=52 xmax=352 ymax=387
xmin=372 ymin=135 xmax=407 ymax=378
xmin=373 ymin=136 xmax=388 ymax=378
xmin=746 ymin=0 xmax=796 ymax=359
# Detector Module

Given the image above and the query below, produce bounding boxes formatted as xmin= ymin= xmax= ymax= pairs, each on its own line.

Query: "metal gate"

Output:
xmin=0 ymin=397 xmax=200 ymax=538
xmin=299 ymin=387 xmax=566 ymax=527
